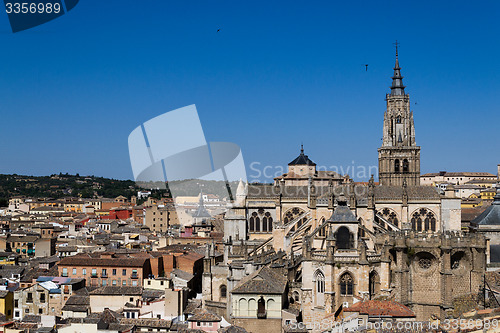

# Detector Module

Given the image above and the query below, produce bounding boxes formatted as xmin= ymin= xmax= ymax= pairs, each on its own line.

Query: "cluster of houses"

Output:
xmin=0 ymin=194 xmax=239 ymax=332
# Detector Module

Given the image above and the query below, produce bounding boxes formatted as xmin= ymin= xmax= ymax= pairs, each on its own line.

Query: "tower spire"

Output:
xmin=379 ymin=42 xmax=421 ymax=187
xmin=390 ymin=40 xmax=405 ymax=96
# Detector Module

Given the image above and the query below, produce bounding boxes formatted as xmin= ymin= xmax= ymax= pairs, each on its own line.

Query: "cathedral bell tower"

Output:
xmin=378 ymin=42 xmax=421 ymax=186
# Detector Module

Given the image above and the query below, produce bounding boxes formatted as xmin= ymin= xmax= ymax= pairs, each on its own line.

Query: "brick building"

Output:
xmin=58 ymin=254 xmax=152 ymax=287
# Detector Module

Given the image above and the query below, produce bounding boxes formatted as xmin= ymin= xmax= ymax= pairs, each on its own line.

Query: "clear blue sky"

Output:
xmin=0 ymin=0 xmax=499 ymax=181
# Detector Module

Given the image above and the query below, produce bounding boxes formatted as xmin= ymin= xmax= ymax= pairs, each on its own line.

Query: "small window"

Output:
xmin=122 ymin=269 xmax=127 ymax=276
xmin=72 ymin=268 xmax=77 ymax=275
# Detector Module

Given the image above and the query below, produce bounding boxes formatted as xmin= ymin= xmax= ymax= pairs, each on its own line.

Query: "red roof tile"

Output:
xmin=344 ymin=300 xmax=415 ymax=318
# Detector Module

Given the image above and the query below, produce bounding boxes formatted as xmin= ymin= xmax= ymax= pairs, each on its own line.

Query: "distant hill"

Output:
xmin=0 ymin=174 xmax=241 ymax=207
xmin=0 ymin=173 xmax=143 ymax=206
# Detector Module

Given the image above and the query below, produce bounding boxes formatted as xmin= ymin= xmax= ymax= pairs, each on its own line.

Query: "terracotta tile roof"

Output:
xmin=219 ymin=326 xmax=248 ymax=333
xmin=231 ymin=266 xmax=287 ymax=294
xmin=59 ymin=255 xmax=147 ymax=267
xmin=344 ymin=300 xmax=415 ymax=318
xmin=184 ymin=299 xmax=202 ymax=315
xmin=374 ymin=185 xmax=440 ymax=200
xmin=422 ymin=172 xmax=496 ymax=177
xmin=89 ymin=286 xmax=142 ymax=296
xmin=187 ymin=308 xmax=221 ymax=322
xmin=462 ymin=207 xmax=488 ymax=222
xmin=120 ymin=318 xmax=171 ymax=328
xmin=171 ymin=269 xmax=194 ymax=281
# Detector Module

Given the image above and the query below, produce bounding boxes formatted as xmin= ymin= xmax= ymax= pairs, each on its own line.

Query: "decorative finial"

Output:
xmin=393 ymin=40 xmax=399 ymax=58
xmin=300 ymin=143 xmax=304 ymax=154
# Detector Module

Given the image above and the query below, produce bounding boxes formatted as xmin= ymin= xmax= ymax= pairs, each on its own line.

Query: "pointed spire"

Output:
xmin=193 ymin=191 xmax=211 ymax=218
xmin=288 ymin=144 xmax=316 ymax=166
xmin=235 ymin=178 xmax=247 ymax=206
xmin=236 ymin=178 xmax=245 ymax=197
xmin=390 ymin=40 xmax=406 ymax=96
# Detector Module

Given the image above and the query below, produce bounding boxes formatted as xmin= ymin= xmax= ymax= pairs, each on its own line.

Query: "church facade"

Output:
xmin=203 ymin=51 xmax=486 ymax=330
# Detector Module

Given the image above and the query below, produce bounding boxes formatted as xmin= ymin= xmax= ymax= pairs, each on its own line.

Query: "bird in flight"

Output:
xmin=217 ymin=28 xmax=221 ymax=32
xmin=364 ymin=64 xmax=368 ymax=71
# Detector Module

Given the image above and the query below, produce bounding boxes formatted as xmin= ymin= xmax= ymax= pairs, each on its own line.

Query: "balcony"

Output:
xmin=102 ymin=273 xmax=108 ymax=278
xmin=61 ymin=273 xmax=68 ymax=277
xmin=131 ymin=273 xmax=138 ymax=279
xmin=91 ymin=273 xmax=98 ymax=278
xmin=257 ymin=311 xmax=267 ymax=319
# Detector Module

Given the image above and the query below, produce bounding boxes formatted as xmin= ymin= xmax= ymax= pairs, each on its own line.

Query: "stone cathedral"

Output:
xmin=202 ymin=51 xmax=487 ymax=331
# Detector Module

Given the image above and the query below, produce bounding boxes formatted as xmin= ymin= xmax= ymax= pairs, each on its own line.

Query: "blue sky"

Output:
xmin=0 ymin=0 xmax=499 ymax=181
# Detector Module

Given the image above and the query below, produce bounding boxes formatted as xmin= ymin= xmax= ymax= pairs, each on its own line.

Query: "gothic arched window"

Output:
xmin=249 ymin=212 xmax=259 ymax=232
xmin=403 ymin=159 xmax=409 ymax=173
xmin=394 ymin=159 xmax=400 ymax=173
xmin=284 ymin=207 xmax=305 ymax=224
xmin=249 ymin=212 xmax=256 ymax=232
xmin=318 ymin=218 xmax=326 ymax=237
xmin=369 ymin=271 xmax=380 ymax=299
xmin=284 ymin=207 xmax=307 ymax=232
xmin=378 ymin=208 xmax=399 ymax=227
xmin=411 ymin=209 xmax=437 ymax=232
xmin=396 ymin=115 xmax=402 ymax=124
xmin=340 ymin=273 xmax=354 ymax=296
xmin=262 ymin=212 xmax=272 ymax=232
xmin=315 ymin=270 xmax=325 ymax=293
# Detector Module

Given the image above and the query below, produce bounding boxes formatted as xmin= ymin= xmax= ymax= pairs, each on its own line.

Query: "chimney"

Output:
xmin=445 ymin=184 xmax=455 ymax=198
